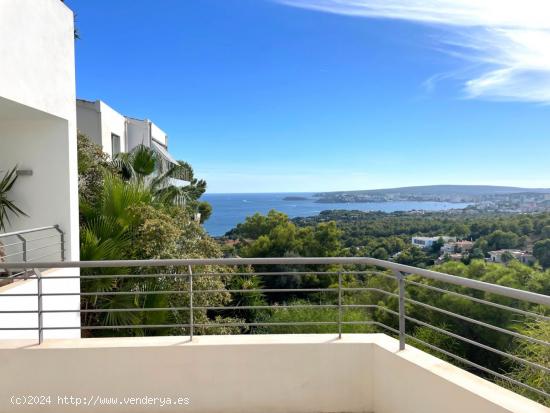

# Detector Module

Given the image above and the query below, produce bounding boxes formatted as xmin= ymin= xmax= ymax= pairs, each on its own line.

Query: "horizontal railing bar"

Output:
xmin=405 ymin=279 xmax=550 ymax=321
xmin=1 ymin=304 xmax=381 ymax=314
xmin=0 ymin=287 xmax=339 ymax=297
xmin=27 ymin=252 xmax=61 ymax=262
xmin=405 ymin=297 xmax=550 ymax=346
xmin=23 ymin=242 xmax=63 ymax=254
xmin=5 ymin=270 xmax=32 ymax=279
xmin=44 ymin=291 xmax=190 ymax=297
xmin=1 ymin=251 xmax=25 ymax=259
xmin=32 ymin=273 xmax=390 ymax=282
xmin=2 ymin=257 xmax=545 ymax=306
xmin=405 ymin=315 xmax=550 ymax=373
xmin=211 ymin=287 xmax=334 ymax=295
xmin=0 ymin=226 xmax=57 ymax=238
xmin=373 ymin=321 xmax=400 ymax=334
xmin=39 ymin=321 xmax=377 ymax=330
xmin=0 ymin=240 xmax=24 ymax=248
xmin=48 ymin=324 xmax=190 ymax=331
xmin=0 ymin=327 xmax=39 ymax=331
xmin=74 ymin=274 xmax=189 ymax=280
xmin=23 ymin=234 xmax=60 ymax=242
xmin=2 ymin=320 xmax=380 ymax=331
xmin=0 ymin=310 xmax=39 ymax=314
xmin=45 ymin=271 xmax=378 ymax=280
xmin=366 ymin=270 xmax=399 ymax=280
xmin=405 ymin=334 xmax=550 ymax=399
xmin=342 ymin=287 xmax=398 ymax=297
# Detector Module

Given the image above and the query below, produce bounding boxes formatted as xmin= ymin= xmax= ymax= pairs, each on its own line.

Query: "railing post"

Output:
xmin=54 ymin=225 xmax=65 ymax=261
xmin=16 ymin=234 xmax=27 ymax=263
xmin=338 ymin=272 xmax=342 ymax=339
xmin=36 ymin=269 xmax=43 ymax=344
xmin=188 ymin=265 xmax=193 ymax=341
xmin=395 ymin=270 xmax=406 ymax=351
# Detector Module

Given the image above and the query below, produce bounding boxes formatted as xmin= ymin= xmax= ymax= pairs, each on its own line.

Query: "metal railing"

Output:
xmin=0 ymin=257 xmax=548 ymax=402
xmin=0 ymin=226 xmax=65 ymax=278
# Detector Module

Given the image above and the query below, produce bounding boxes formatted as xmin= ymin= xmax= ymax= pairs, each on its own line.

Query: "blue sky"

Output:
xmin=67 ymin=0 xmax=550 ymax=193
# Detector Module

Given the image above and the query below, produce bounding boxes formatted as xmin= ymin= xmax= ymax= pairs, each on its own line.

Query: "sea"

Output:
xmin=202 ymin=193 xmax=469 ymax=237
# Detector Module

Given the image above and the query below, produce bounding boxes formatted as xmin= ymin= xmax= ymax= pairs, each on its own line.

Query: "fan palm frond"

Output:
xmin=0 ymin=166 xmax=27 ymax=231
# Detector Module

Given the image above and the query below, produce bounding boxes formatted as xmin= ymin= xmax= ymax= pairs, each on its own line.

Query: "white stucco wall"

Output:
xmin=76 ymin=100 xmax=102 ymax=147
xmin=150 ymin=122 xmax=167 ymax=146
xmin=0 ymin=0 xmax=78 ymax=261
xmin=0 ymin=0 xmax=80 ymax=338
xmin=0 ymin=0 xmax=75 ymax=121
xmin=0 ymin=107 xmax=78 ymax=259
xmin=98 ymin=101 xmax=127 ymax=156
xmin=127 ymin=118 xmax=150 ymax=151
xmin=77 ymin=103 xmax=170 ymax=154
xmin=77 ymin=100 xmax=127 ymax=157
xmin=0 ymin=334 xmax=543 ymax=413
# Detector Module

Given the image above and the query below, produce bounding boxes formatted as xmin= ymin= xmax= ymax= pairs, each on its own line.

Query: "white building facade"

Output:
xmin=411 ymin=236 xmax=456 ymax=250
xmin=0 ymin=0 xmax=80 ymax=339
xmin=77 ymin=99 xmax=178 ymax=172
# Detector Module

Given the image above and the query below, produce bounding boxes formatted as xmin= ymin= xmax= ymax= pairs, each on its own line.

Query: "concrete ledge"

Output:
xmin=0 ymin=334 xmax=546 ymax=413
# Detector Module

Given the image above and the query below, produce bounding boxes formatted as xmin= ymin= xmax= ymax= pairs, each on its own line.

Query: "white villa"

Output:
xmin=411 ymin=236 xmax=456 ymax=249
xmin=76 ymin=99 xmax=179 ymax=172
xmin=0 ymin=2 xmax=547 ymax=413
xmin=488 ymin=250 xmax=536 ymax=265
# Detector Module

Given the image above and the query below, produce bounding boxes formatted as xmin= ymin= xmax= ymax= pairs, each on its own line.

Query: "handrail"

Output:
xmin=0 ymin=226 xmax=58 ymax=238
xmin=0 ymin=225 xmax=65 ymax=266
xmin=0 ymin=257 xmax=548 ymax=401
xmin=1 ymin=257 xmax=548 ymax=306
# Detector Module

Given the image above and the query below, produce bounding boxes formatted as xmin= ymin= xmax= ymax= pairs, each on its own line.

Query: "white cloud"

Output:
xmin=277 ymin=0 xmax=550 ymax=102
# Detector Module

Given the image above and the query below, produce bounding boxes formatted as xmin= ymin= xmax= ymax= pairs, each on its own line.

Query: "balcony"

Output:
xmin=0 ymin=257 xmax=548 ymax=412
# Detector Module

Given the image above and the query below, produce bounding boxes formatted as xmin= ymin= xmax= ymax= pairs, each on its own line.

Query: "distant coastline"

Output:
xmin=283 ymin=196 xmax=310 ymax=201
xmin=202 ymin=192 xmax=470 ymax=236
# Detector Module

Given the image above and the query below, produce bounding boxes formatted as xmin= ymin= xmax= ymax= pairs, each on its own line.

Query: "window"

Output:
xmin=111 ymin=133 xmax=121 ymax=156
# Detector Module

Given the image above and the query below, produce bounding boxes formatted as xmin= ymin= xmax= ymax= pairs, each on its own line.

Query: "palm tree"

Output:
xmin=0 ymin=166 xmax=27 ymax=272
xmin=112 ymin=145 xmax=206 ymax=207
xmin=0 ymin=166 xmax=27 ymax=232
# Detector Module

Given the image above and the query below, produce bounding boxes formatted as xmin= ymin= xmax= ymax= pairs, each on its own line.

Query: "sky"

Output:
xmin=67 ymin=0 xmax=550 ymax=193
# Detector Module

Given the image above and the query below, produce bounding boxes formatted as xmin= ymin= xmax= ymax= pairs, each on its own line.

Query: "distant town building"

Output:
xmin=412 ymin=236 xmax=456 ymax=250
xmin=441 ymin=240 xmax=474 ymax=254
xmin=487 ymin=250 xmax=535 ymax=265
xmin=435 ymin=253 xmax=464 ymax=265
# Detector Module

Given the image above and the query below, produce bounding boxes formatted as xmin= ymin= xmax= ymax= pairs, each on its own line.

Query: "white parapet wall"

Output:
xmin=0 ymin=334 xmax=544 ymax=413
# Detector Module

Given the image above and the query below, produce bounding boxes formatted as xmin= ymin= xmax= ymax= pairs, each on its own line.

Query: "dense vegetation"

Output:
xmin=77 ymin=134 xmax=241 ymax=336
xmin=225 ymin=210 xmax=550 ymax=404
xmin=291 ymin=209 xmax=550 ymax=268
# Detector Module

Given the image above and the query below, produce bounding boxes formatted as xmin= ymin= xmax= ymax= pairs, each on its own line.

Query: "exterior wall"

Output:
xmin=76 ymin=100 xmax=102 ymax=147
xmin=0 ymin=0 xmax=80 ymax=338
xmin=77 ymin=103 xmax=169 ymax=155
xmin=0 ymin=110 xmax=78 ymax=261
xmin=150 ymin=122 xmax=167 ymax=146
xmin=126 ymin=118 xmax=150 ymax=151
xmin=76 ymin=100 xmax=127 ymax=157
xmin=0 ymin=0 xmax=76 ymax=121
xmin=0 ymin=0 xmax=78 ymax=261
xmin=98 ymin=101 xmax=127 ymax=156
xmin=0 ymin=334 xmax=543 ymax=413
